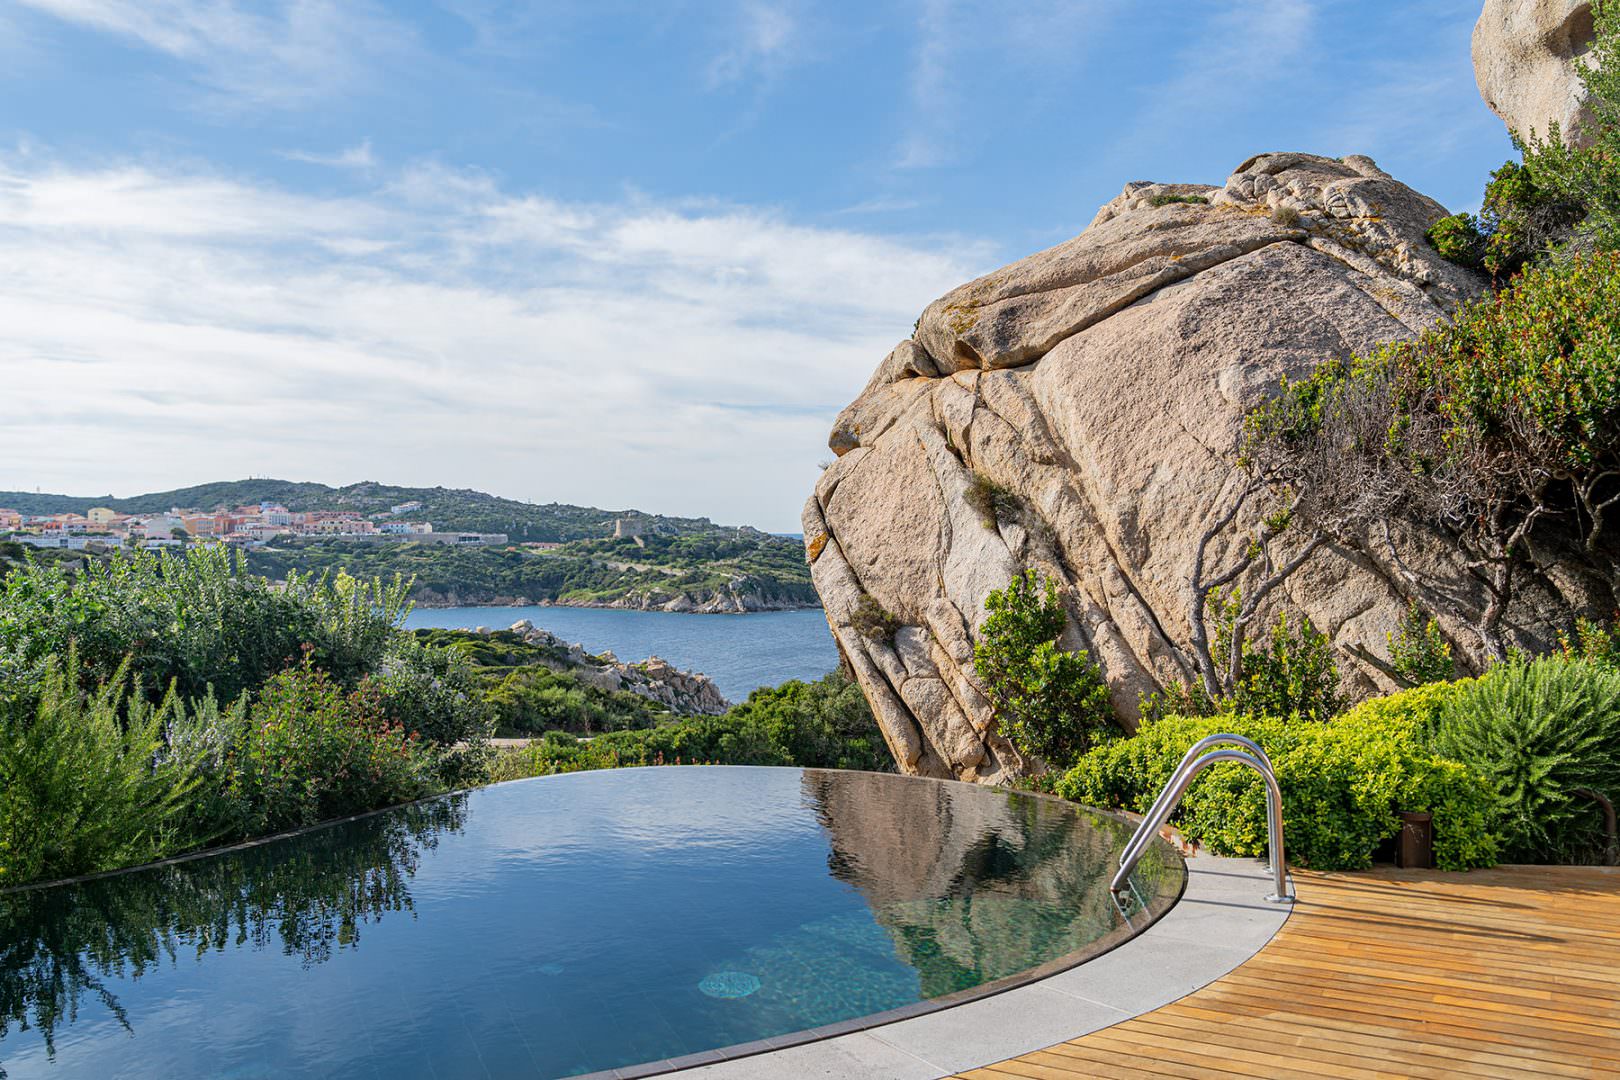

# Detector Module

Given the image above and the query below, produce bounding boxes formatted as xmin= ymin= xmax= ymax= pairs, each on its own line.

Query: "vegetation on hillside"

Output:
xmin=0 ymin=478 xmax=739 ymax=542
xmin=246 ymin=531 xmax=815 ymax=610
xmin=413 ymin=628 xmax=668 ymax=736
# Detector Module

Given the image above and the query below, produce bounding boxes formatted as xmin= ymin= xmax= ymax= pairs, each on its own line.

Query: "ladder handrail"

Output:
xmin=1113 ymin=733 xmax=1275 ymax=875
xmin=1110 ymin=741 xmax=1291 ymax=904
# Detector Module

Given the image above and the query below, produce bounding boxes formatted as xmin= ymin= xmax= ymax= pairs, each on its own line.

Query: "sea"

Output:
xmin=402 ymin=606 xmax=840 ymax=702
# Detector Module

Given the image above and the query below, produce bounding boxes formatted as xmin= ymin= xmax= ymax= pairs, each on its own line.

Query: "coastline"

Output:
xmin=408 ymin=595 xmax=822 ymax=614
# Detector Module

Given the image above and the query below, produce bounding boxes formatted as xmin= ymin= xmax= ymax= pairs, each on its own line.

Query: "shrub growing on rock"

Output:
xmin=850 ymin=592 xmax=900 ymax=642
xmin=974 ymin=570 xmax=1113 ymax=770
xmin=1216 ymin=606 xmax=1341 ymax=721
xmin=1056 ymin=687 xmax=1499 ymax=871
xmin=1387 ymin=603 xmax=1454 ymax=686
xmin=1514 ymin=2 xmax=1620 ymax=255
xmin=964 ymin=472 xmax=1020 ymax=529
xmin=1245 ymin=252 xmax=1620 ymax=658
xmin=1140 ymin=607 xmax=1343 ymax=724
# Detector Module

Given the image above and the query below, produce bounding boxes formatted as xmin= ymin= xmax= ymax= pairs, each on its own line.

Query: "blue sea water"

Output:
xmin=0 ymin=768 xmax=1183 ymax=1079
xmin=402 ymin=606 xmax=840 ymax=701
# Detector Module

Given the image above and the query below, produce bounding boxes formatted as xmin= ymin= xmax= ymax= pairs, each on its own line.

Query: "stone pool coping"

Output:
xmin=606 ymin=852 xmax=1291 ymax=1080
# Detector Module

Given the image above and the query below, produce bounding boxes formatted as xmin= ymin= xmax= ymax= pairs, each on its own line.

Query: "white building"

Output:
xmin=16 ymin=535 xmax=93 ymax=550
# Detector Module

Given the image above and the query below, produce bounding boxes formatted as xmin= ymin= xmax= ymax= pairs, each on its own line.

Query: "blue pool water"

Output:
xmin=402 ymin=606 xmax=839 ymax=700
xmin=0 ymin=768 xmax=1184 ymax=1079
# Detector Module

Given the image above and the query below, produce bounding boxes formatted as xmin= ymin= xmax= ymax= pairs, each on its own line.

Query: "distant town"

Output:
xmin=0 ymin=499 xmax=509 ymax=552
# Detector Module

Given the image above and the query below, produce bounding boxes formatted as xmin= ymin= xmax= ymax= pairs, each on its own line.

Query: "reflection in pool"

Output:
xmin=0 ymin=768 xmax=1182 ymax=1079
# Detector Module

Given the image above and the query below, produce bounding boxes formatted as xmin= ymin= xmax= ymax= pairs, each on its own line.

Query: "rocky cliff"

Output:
xmin=807 ymin=150 xmax=1617 ymax=783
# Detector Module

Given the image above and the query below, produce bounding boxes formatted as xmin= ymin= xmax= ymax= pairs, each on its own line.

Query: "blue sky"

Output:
xmin=0 ymin=0 xmax=1512 ymax=530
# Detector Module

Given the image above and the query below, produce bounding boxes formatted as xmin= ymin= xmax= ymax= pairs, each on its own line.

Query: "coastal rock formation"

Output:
xmin=1474 ymin=0 xmax=1598 ymax=144
xmin=807 ymin=152 xmax=1612 ymax=784
xmin=504 ymin=620 xmax=730 ymax=714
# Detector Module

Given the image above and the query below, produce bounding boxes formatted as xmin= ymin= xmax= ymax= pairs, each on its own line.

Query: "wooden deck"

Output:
xmin=956 ymin=865 xmax=1620 ymax=1079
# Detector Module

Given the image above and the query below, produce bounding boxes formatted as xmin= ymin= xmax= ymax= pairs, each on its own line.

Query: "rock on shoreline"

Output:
xmin=486 ymin=620 xmax=731 ymax=715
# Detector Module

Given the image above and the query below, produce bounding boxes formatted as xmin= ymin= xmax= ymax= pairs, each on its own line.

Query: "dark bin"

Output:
xmin=1396 ymin=810 xmax=1434 ymax=869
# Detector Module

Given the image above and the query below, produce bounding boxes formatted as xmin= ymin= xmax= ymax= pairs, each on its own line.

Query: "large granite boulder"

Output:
xmin=1474 ymin=0 xmax=1598 ymax=144
xmin=806 ymin=153 xmax=1613 ymax=784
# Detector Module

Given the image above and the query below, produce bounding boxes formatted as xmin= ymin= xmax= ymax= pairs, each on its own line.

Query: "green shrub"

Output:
xmin=0 ymin=548 xmax=410 ymax=705
xmin=850 ymin=592 xmax=900 ymax=642
xmin=1218 ymin=608 xmax=1342 ymax=721
xmin=1430 ymin=657 xmax=1620 ymax=862
xmin=1387 ymin=603 xmax=1454 ymax=686
xmin=1055 ymin=684 xmax=1498 ymax=871
xmin=721 ymin=671 xmax=893 ymax=772
xmin=1147 ymin=193 xmax=1208 ymax=207
xmin=370 ymin=635 xmax=493 ymax=784
xmin=974 ymin=570 xmax=1113 ymax=769
xmin=224 ymin=657 xmax=435 ymax=836
xmin=1244 ymin=253 xmax=1620 ymax=654
xmin=0 ymin=651 xmax=205 ymax=885
xmin=1425 ymin=212 xmax=1487 ymax=270
xmin=1557 ymin=618 xmax=1620 ymax=670
xmin=1270 ymin=204 xmax=1302 ymax=227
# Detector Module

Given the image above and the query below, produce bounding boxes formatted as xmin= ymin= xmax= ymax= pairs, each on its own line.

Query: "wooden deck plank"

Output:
xmin=952 ymin=866 xmax=1620 ymax=1079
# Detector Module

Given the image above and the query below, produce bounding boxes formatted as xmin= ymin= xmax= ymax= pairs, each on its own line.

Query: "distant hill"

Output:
xmin=0 ymin=480 xmax=752 ymax=544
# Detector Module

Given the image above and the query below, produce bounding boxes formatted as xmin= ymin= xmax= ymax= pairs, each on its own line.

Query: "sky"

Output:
xmin=0 ymin=0 xmax=1514 ymax=532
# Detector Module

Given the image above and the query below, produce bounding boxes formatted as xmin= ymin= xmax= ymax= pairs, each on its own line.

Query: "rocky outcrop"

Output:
xmin=807 ymin=152 xmax=1613 ymax=784
xmin=501 ymin=620 xmax=730 ymax=714
xmin=1474 ymin=0 xmax=1598 ymax=144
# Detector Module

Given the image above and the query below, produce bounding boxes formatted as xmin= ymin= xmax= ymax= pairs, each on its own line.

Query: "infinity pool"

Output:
xmin=0 ymin=768 xmax=1184 ymax=1079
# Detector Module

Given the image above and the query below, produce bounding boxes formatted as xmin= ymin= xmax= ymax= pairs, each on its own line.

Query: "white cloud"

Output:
xmin=14 ymin=0 xmax=413 ymax=109
xmin=706 ymin=1 xmax=797 ymax=89
xmin=281 ymin=140 xmax=379 ymax=172
xmin=833 ymin=196 xmax=923 ymax=216
xmin=0 ymin=152 xmax=988 ymax=529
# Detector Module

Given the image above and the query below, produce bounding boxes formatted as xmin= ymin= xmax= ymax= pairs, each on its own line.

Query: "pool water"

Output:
xmin=0 ymin=768 xmax=1184 ymax=1079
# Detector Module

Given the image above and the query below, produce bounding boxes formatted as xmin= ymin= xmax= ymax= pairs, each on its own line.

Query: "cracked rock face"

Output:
xmin=1473 ymin=0 xmax=1598 ymax=145
xmin=806 ymin=153 xmax=1611 ymax=784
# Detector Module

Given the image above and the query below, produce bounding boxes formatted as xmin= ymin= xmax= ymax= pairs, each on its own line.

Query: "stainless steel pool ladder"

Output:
xmin=1110 ymin=733 xmax=1292 ymax=904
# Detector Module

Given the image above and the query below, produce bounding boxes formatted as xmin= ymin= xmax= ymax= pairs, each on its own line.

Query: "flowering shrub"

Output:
xmin=225 ymin=656 xmax=434 ymax=835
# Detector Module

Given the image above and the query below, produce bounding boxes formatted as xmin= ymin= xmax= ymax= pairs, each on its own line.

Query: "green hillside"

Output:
xmin=0 ymin=479 xmax=817 ymax=610
xmin=0 ymin=479 xmax=747 ymax=542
